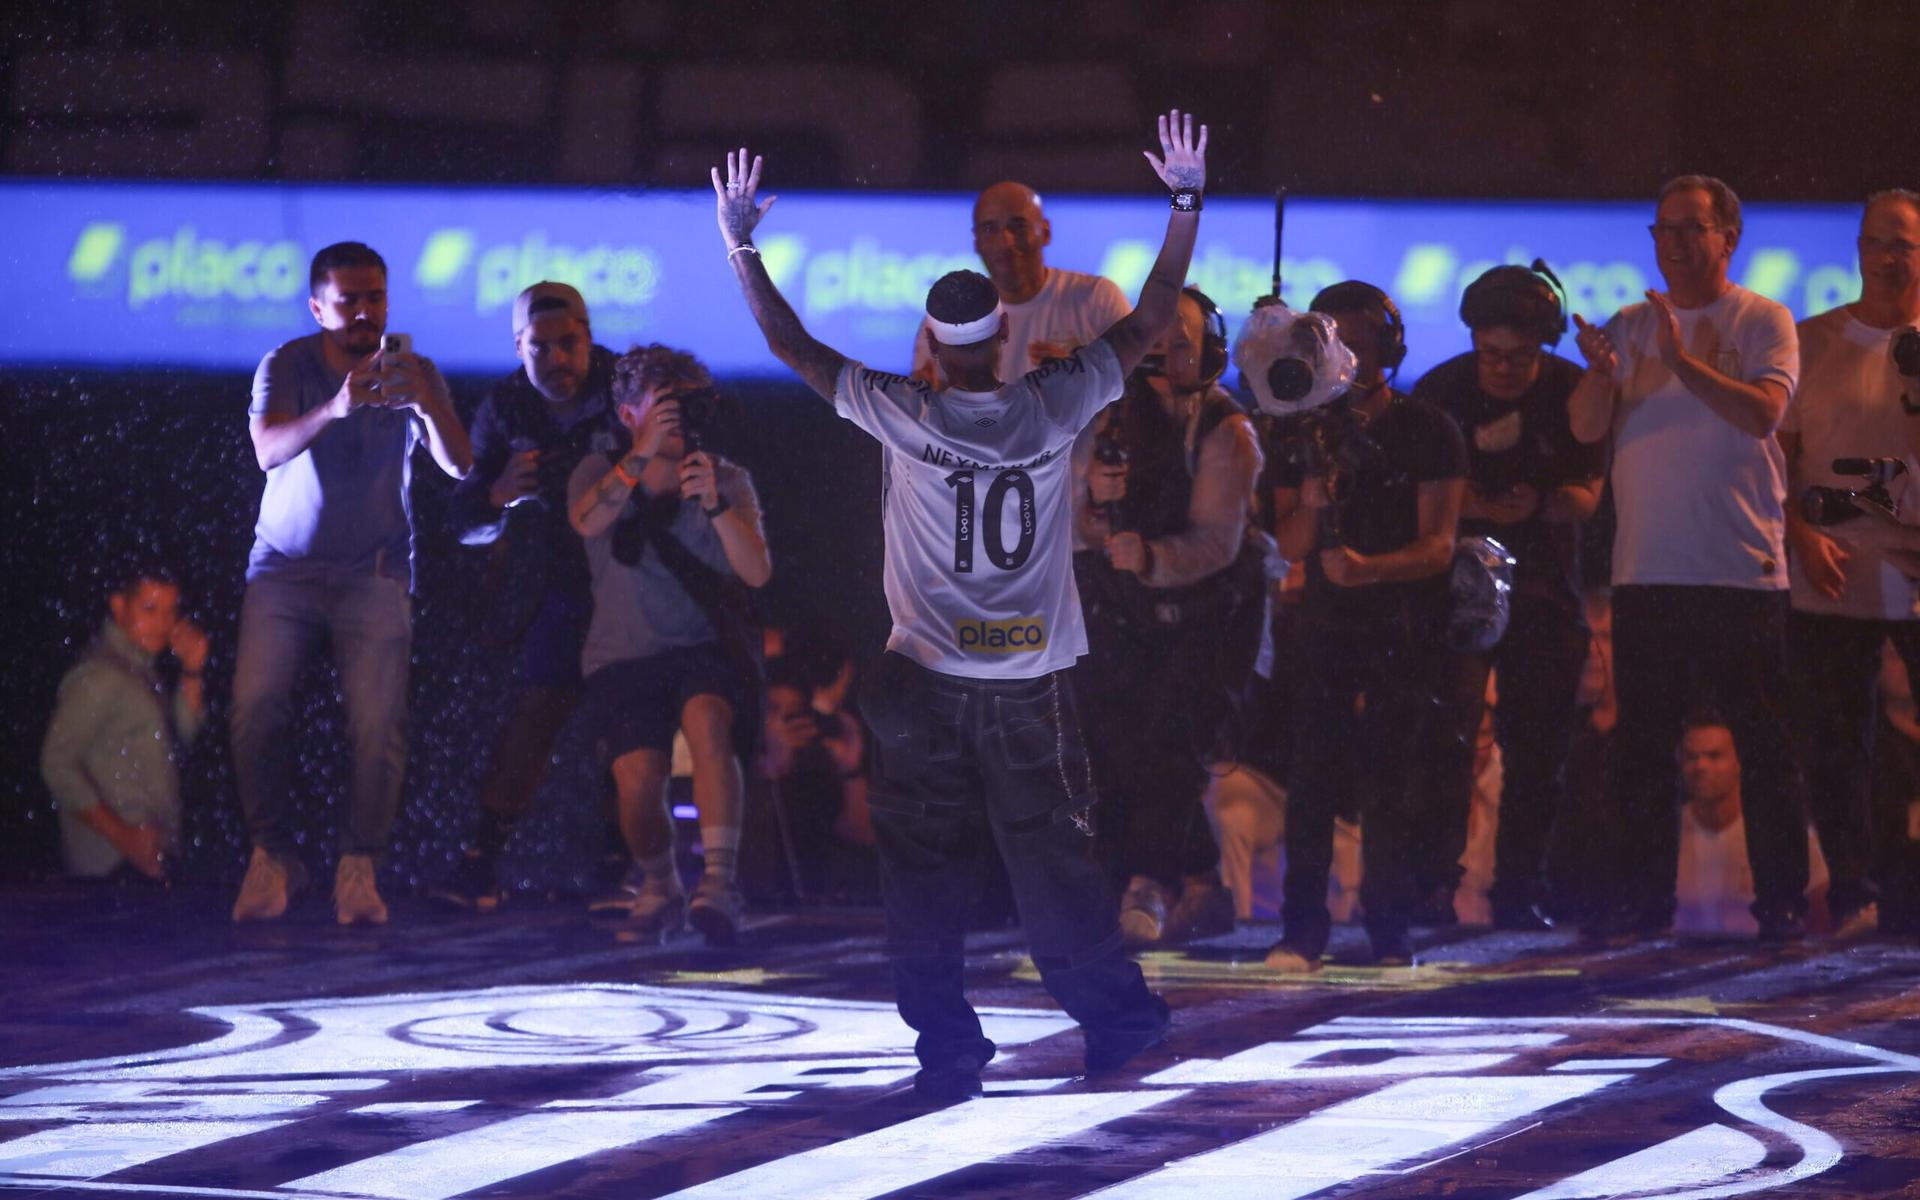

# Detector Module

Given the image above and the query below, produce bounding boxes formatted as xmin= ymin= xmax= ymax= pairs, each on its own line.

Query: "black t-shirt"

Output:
xmin=1268 ymin=390 xmax=1467 ymax=626
xmin=1411 ymin=352 xmax=1605 ymax=617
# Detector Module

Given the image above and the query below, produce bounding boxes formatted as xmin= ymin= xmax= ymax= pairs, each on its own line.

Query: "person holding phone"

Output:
xmin=230 ymin=241 xmax=471 ymax=927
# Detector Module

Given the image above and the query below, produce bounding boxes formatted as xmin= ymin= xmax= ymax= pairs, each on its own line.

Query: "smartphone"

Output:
xmin=378 ymin=333 xmax=416 ymax=404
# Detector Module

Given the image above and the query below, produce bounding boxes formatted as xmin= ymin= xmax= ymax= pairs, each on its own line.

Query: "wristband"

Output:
xmin=728 ymin=243 xmax=759 ymax=261
xmin=703 ymin=494 xmax=732 ymax=519
xmin=614 ymin=455 xmax=645 ymax=488
xmin=1170 ymin=188 xmax=1202 ymax=212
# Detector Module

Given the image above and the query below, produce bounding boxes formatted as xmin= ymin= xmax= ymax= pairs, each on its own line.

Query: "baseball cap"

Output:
xmin=512 ymin=281 xmax=589 ymax=335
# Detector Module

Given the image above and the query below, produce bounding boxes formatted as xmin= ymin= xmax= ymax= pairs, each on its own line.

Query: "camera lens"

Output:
xmin=1268 ymin=357 xmax=1314 ymax=404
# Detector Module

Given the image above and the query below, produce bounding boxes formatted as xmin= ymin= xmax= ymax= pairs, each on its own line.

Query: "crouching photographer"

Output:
xmin=1257 ymin=282 xmax=1467 ymax=971
xmin=1073 ymin=286 xmax=1267 ymax=948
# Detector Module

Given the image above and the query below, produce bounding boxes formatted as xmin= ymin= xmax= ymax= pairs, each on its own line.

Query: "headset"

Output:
xmin=1184 ymin=284 xmax=1230 ymax=387
xmin=1458 ymin=258 xmax=1569 ymax=347
xmin=1309 ymin=280 xmax=1407 ymax=378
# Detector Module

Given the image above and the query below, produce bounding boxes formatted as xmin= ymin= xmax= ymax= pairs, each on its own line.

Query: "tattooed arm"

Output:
xmin=569 ymin=452 xmax=642 ymax=539
xmin=1101 ymin=109 xmax=1208 ymax=376
xmin=714 ymin=149 xmax=847 ymax=403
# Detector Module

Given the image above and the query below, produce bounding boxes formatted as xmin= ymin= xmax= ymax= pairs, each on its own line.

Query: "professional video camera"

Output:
xmin=1893 ymin=327 xmax=1920 ymax=377
xmin=1801 ymin=457 xmax=1906 ymax=527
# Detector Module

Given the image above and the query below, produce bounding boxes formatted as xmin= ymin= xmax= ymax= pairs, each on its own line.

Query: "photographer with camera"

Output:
xmin=231 ymin=242 xmax=471 ymax=927
xmin=1568 ymin=175 xmax=1809 ymax=943
xmin=1411 ymin=265 xmax=1605 ymax=930
xmin=1072 ymin=285 xmax=1265 ymax=947
xmin=715 ymin=112 xmax=1204 ymax=1097
xmin=438 ymin=283 xmax=618 ymax=909
xmin=1779 ymin=189 xmax=1920 ymax=940
xmin=567 ymin=345 xmax=770 ymax=946
xmin=1264 ymin=281 xmax=1467 ymax=971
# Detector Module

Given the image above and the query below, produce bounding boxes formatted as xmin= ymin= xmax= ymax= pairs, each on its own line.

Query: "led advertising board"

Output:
xmin=2 ymin=181 xmax=1865 ymax=381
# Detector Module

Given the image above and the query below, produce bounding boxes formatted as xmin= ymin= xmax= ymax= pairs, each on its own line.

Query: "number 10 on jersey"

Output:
xmin=945 ymin=469 xmax=1036 ymax=573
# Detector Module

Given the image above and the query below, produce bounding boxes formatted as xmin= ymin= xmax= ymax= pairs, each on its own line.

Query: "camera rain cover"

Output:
xmin=1231 ymin=302 xmax=1357 ymax=417
xmin=1448 ymin=535 xmax=1516 ymax=653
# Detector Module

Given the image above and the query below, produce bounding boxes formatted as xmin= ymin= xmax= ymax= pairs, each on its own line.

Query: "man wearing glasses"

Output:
xmin=1569 ymin=174 xmax=1808 ymax=943
xmin=1778 ymin=189 xmax=1920 ymax=941
xmin=1412 ymin=264 xmax=1605 ymax=931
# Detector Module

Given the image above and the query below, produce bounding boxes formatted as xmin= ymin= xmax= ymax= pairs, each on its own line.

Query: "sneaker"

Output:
xmin=231 ymin=847 xmax=307 ymax=923
xmin=587 ymin=862 xmax=653 ymax=916
xmin=627 ymin=884 xmax=688 ymax=942
xmin=912 ymin=1052 xmax=990 ymax=1102
xmin=1368 ymin=928 xmax=1415 ymax=967
xmin=1263 ymin=940 xmax=1323 ymax=973
xmin=428 ymin=849 xmax=500 ymax=913
xmin=1830 ymin=901 xmax=1879 ymax=942
xmin=688 ymin=875 xmax=745 ymax=946
xmin=1084 ymin=995 xmax=1172 ymax=1073
xmin=1491 ymin=901 xmax=1555 ymax=933
xmin=1756 ymin=911 xmax=1806 ymax=945
xmin=1118 ymin=877 xmax=1172 ymax=949
xmin=334 ymin=854 xmax=389 ymax=926
xmin=1161 ymin=879 xmax=1236 ymax=945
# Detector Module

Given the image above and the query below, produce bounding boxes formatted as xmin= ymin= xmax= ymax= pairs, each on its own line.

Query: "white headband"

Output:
xmin=928 ymin=304 xmax=1005 ymax=347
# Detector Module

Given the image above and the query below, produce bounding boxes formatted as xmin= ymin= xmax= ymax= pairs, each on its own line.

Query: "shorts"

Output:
xmin=582 ymin=642 xmax=746 ymax=761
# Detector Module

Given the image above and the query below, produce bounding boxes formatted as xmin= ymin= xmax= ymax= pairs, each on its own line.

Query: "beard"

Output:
xmin=335 ymin=320 xmax=382 ymax=355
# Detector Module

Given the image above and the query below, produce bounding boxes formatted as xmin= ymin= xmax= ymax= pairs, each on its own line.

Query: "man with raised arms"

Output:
xmin=715 ymin=110 xmax=1207 ymax=1099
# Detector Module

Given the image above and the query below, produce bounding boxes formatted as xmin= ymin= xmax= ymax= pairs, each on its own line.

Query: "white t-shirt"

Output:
xmin=911 ymin=267 xmax=1130 ymax=386
xmin=1779 ymin=306 xmax=1920 ymax=620
xmin=1674 ymin=807 xmax=1829 ymax=937
xmin=835 ymin=339 xmax=1127 ymax=678
xmin=1606 ymin=285 xmax=1799 ymax=589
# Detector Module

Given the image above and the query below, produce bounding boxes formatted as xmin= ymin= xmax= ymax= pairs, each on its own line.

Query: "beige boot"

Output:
xmin=334 ymin=854 xmax=389 ymax=926
xmin=232 ymin=846 xmax=306 ymax=923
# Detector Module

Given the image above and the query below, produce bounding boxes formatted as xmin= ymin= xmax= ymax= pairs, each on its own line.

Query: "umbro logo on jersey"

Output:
xmin=957 ymin=615 xmax=1047 ymax=652
xmin=975 ymin=416 xmax=997 ymax=427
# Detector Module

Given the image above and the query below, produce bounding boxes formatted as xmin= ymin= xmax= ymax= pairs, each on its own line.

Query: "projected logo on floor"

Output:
xmin=1 ymin=986 xmax=1913 ymax=1199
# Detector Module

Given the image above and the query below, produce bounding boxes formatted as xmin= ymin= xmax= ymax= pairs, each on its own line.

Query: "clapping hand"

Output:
xmin=1644 ymin=290 xmax=1684 ymax=368
xmin=712 ymin=148 xmax=777 ymax=250
xmin=1143 ymin=109 xmax=1208 ymax=193
xmin=1571 ymin=313 xmax=1618 ymax=379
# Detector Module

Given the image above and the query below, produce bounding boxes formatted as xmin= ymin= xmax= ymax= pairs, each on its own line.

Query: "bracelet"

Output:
xmin=1170 ymin=188 xmax=1202 ymax=212
xmin=703 ymin=494 xmax=732 ymax=519
xmin=728 ymin=243 xmax=759 ymax=260
xmin=614 ymin=455 xmax=645 ymax=488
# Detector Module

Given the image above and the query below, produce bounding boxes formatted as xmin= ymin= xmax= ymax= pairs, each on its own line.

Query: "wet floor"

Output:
xmin=3 ymin=884 xmax=1918 ymax=1199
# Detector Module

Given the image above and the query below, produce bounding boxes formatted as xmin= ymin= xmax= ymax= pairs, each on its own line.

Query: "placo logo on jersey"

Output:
xmin=956 ymin=615 xmax=1047 ymax=653
xmin=0 ymin=990 xmax=1910 ymax=1199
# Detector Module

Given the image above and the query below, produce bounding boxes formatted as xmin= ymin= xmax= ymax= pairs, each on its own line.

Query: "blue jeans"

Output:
xmin=231 ymin=570 xmax=412 ymax=860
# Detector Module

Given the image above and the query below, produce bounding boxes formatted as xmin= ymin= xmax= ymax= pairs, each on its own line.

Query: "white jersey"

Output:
xmin=835 ymin=338 xmax=1127 ymax=678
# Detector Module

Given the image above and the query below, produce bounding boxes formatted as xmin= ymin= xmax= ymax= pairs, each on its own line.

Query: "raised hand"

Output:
xmin=1143 ymin=108 xmax=1208 ymax=193
xmin=1572 ymin=313 xmax=1618 ymax=379
xmin=712 ymin=148 xmax=777 ymax=250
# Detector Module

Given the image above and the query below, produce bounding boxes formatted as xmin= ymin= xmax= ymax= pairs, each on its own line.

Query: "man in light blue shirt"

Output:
xmin=230 ymin=241 xmax=471 ymax=927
